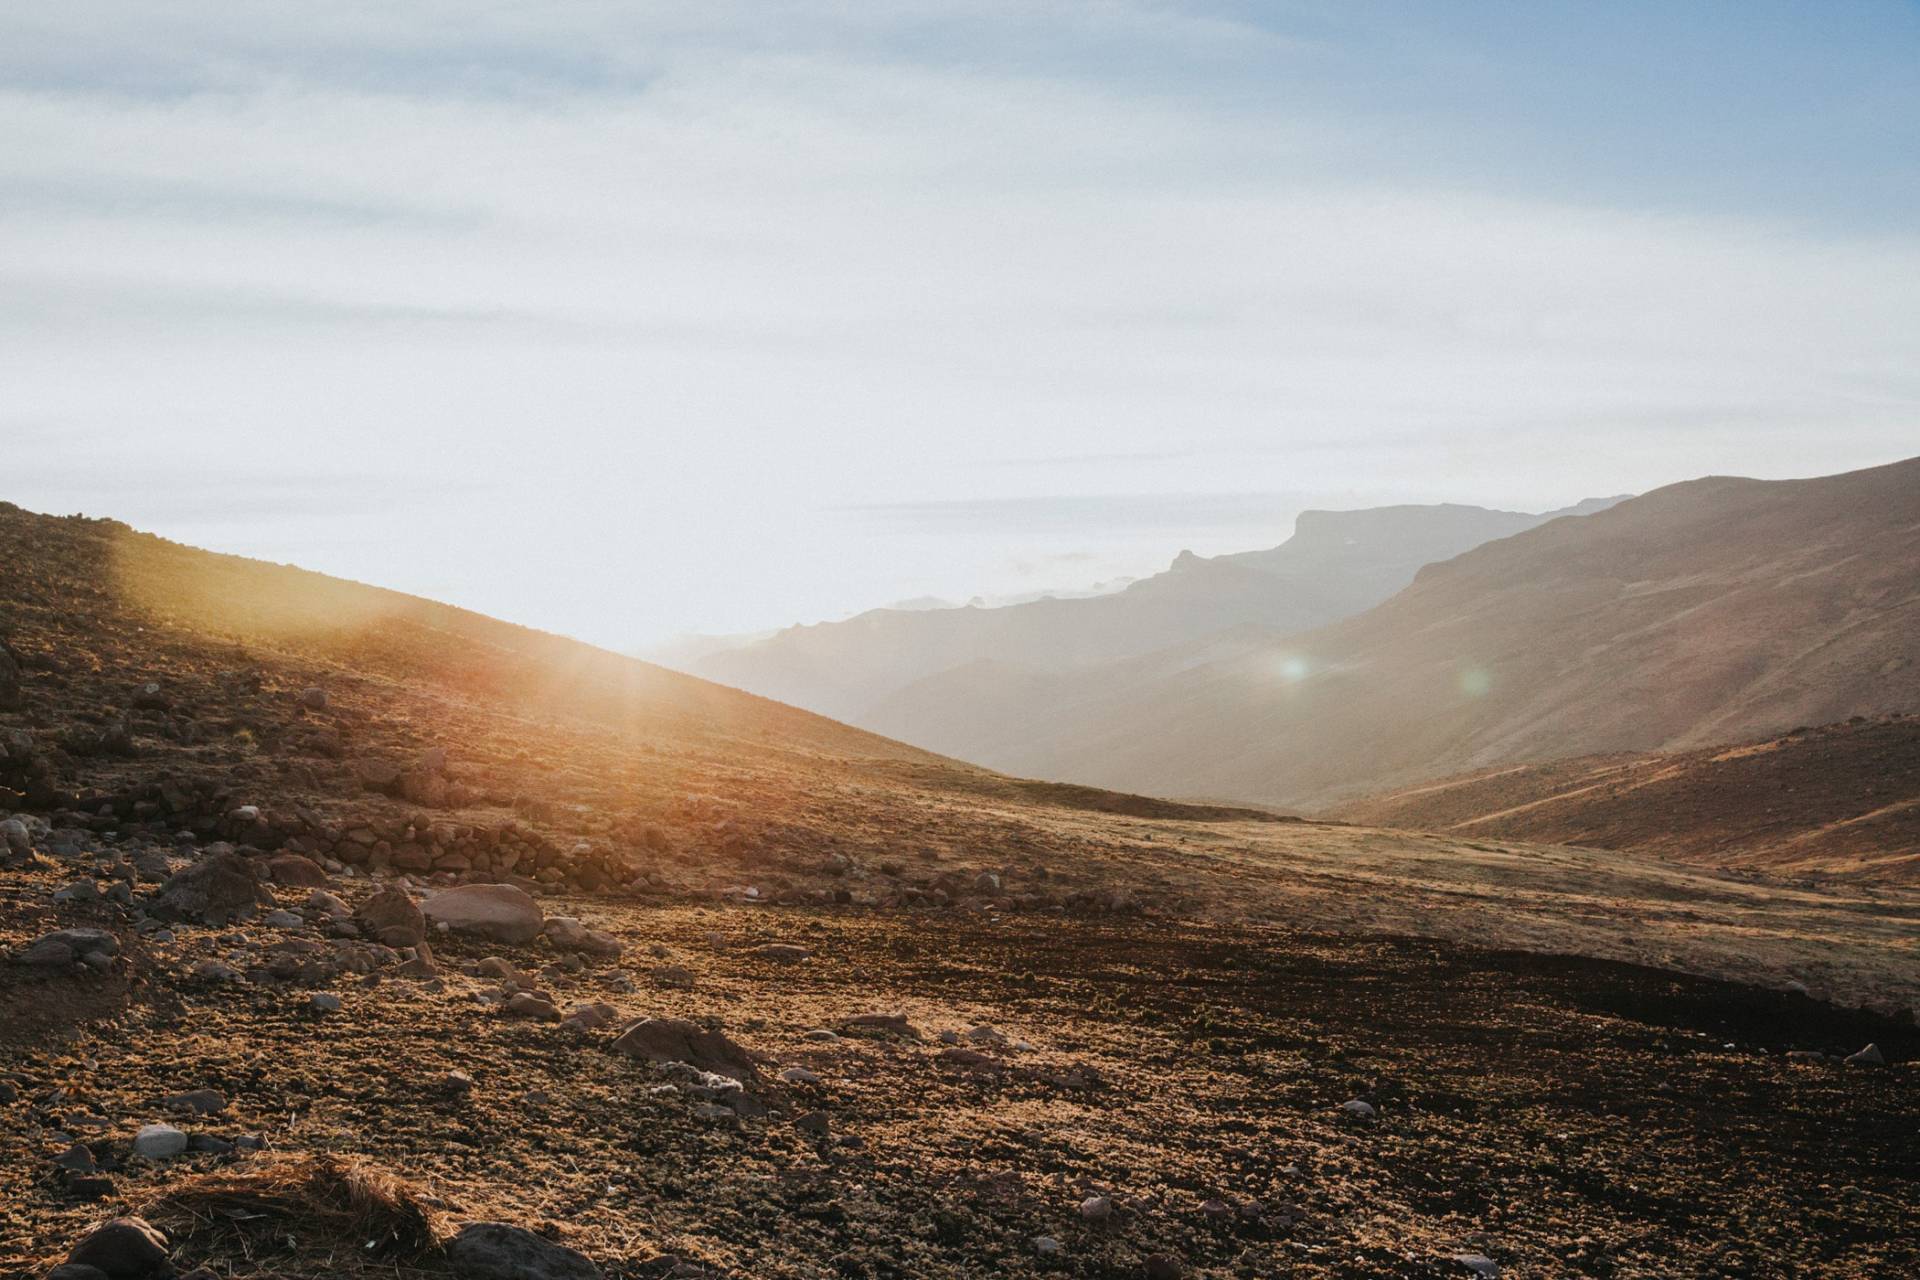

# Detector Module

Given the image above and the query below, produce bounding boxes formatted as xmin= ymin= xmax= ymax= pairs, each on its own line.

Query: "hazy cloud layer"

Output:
xmin=4 ymin=2 xmax=1917 ymax=643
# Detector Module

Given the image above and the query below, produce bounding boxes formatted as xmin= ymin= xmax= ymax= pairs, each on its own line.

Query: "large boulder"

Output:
xmin=65 ymin=1216 xmax=169 ymax=1277
xmin=609 ymin=1018 xmax=758 ymax=1082
xmin=422 ymin=884 xmax=544 ymax=945
xmin=151 ymin=850 xmax=272 ymax=926
xmin=444 ymin=1222 xmax=602 ymax=1280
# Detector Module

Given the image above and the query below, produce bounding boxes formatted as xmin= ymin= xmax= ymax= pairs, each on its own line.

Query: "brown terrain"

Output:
xmin=3 ymin=503 xmax=1918 ymax=1279
xmin=933 ymin=457 xmax=1920 ymax=812
xmin=1334 ymin=716 xmax=1920 ymax=882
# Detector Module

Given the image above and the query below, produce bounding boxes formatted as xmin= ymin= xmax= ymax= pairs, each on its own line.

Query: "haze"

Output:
xmin=4 ymin=2 xmax=1917 ymax=646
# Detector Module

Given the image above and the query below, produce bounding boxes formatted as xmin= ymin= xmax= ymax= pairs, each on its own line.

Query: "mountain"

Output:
xmin=691 ymin=498 xmax=1622 ymax=735
xmin=978 ymin=457 xmax=1920 ymax=810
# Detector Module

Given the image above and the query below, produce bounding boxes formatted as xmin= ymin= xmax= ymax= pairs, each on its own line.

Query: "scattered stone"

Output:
xmin=423 ymin=884 xmax=544 ymax=945
xmin=309 ymin=992 xmax=343 ymax=1014
xmin=1032 ymin=1235 xmax=1062 ymax=1257
xmin=307 ymin=889 xmax=349 ymax=917
xmin=132 ymin=1123 xmax=188 ymax=1160
xmin=52 ymin=1142 xmax=98 ymax=1173
xmin=299 ymin=687 xmax=328 ymax=710
xmin=262 ymin=909 xmax=304 ymax=929
xmin=545 ymin=917 xmax=622 ymax=958
xmin=65 ymin=1217 xmax=170 ymax=1278
xmin=562 ymin=1002 xmax=620 ymax=1031
xmin=1341 ymin=1099 xmax=1376 ymax=1120
xmin=779 ymin=1067 xmax=821 ymax=1085
xmin=444 ymin=1221 xmax=604 ymax=1280
xmin=652 ymin=964 xmax=695 ymax=989
xmin=52 ymin=880 xmax=101 ymax=904
xmin=21 ymin=928 xmax=119 ymax=967
xmin=1146 ymin=1253 xmax=1184 ymax=1280
xmin=505 ymin=993 xmax=561 ymax=1021
xmin=753 ymin=943 xmax=810 ymax=963
xmin=442 ymin=1070 xmax=476 ymax=1095
xmin=1080 ymin=1195 xmax=1115 ymax=1221
xmin=355 ymin=886 xmax=427 ymax=947
xmin=1 ymin=816 xmax=30 ymax=854
xmin=1451 ymin=1254 xmax=1499 ymax=1277
xmin=265 ymin=853 xmax=329 ymax=887
xmin=160 ymin=1089 xmax=226 ymax=1115
xmin=190 ymin=959 xmax=242 ymax=983
xmin=151 ymin=850 xmax=271 ymax=926
xmin=1846 ymin=1043 xmax=1887 ymax=1067
xmin=610 ymin=1018 xmax=758 ymax=1082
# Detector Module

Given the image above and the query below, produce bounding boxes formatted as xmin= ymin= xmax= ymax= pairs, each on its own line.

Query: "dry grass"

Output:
xmin=142 ymin=1154 xmax=448 ymax=1272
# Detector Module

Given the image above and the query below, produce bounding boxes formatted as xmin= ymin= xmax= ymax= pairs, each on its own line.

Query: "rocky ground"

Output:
xmin=3 ymin=814 xmax=1917 ymax=1279
xmin=4 ymin=505 xmax=1919 ymax=1277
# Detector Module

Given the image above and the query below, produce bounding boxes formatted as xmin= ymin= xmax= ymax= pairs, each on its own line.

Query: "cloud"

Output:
xmin=1 ymin=2 xmax=1915 ymax=644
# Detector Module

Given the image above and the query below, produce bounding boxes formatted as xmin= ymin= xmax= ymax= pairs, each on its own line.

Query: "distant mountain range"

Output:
xmin=963 ymin=457 xmax=1920 ymax=809
xmin=690 ymin=497 xmax=1624 ymax=732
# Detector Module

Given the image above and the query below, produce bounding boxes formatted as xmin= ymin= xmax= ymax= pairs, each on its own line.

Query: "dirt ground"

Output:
xmin=4 ymin=877 xmax=1916 ymax=1280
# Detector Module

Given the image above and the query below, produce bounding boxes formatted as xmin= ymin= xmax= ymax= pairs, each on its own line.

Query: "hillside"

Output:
xmin=1333 ymin=715 xmax=1920 ymax=880
xmin=689 ymin=500 xmax=1619 ymax=737
xmin=963 ymin=457 xmax=1920 ymax=818
xmin=5 ymin=501 xmax=1920 ymax=1278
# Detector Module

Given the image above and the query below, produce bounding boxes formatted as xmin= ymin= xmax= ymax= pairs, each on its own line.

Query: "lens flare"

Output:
xmin=1458 ymin=666 xmax=1492 ymax=697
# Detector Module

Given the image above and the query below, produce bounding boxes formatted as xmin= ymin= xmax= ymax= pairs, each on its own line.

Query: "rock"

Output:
xmin=1846 ymin=1043 xmax=1887 ymax=1067
xmin=65 ymin=1217 xmax=169 ymax=1277
xmin=1032 ymin=1235 xmax=1062 ymax=1257
xmin=307 ymin=889 xmax=349 ymax=917
xmin=188 ymin=1134 xmax=233 ymax=1155
xmin=779 ymin=1067 xmax=821 ymax=1085
xmin=356 ymin=887 xmax=426 ymax=947
xmin=652 ymin=964 xmax=695 ymax=989
xmin=752 ymin=943 xmax=810 ymax=963
xmin=444 ymin=1222 xmax=603 ymax=1280
xmin=1 ymin=816 xmax=30 ymax=853
xmin=422 ymin=884 xmax=544 ymax=945
xmin=190 ymin=959 xmax=242 ymax=982
xmin=1146 ymin=1254 xmax=1184 ymax=1280
xmin=309 ymin=992 xmax=343 ymax=1014
xmin=52 ymin=1142 xmax=98 ymax=1172
xmin=21 ymin=928 xmax=118 ymax=966
xmin=152 ymin=850 xmax=270 ymax=926
xmin=264 ymin=853 xmax=329 ymax=887
xmin=840 ymin=1012 xmax=920 ymax=1039
xmin=299 ymin=687 xmax=328 ymax=710
xmin=1341 ymin=1099 xmax=1376 ymax=1119
xmin=442 ymin=1070 xmax=476 ymax=1095
xmin=160 ymin=1089 xmax=226 ymax=1115
xmin=262 ymin=910 xmax=304 ymax=929
xmin=561 ymin=1002 xmax=620 ymax=1031
xmin=610 ymin=1018 xmax=759 ymax=1082
xmin=132 ymin=1123 xmax=188 ymax=1160
xmin=794 ymin=1109 xmax=830 ymax=1136
xmin=1080 ymin=1195 xmax=1115 ymax=1221
xmin=1451 ymin=1254 xmax=1499 ymax=1277
xmin=47 ymin=1265 xmax=111 ymax=1280
xmin=544 ymin=917 xmax=622 ymax=958
xmin=53 ymin=880 xmax=101 ymax=904
xmin=505 ymin=993 xmax=561 ymax=1021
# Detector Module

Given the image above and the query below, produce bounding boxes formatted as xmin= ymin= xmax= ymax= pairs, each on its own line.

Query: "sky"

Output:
xmin=4 ymin=1 xmax=1918 ymax=648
